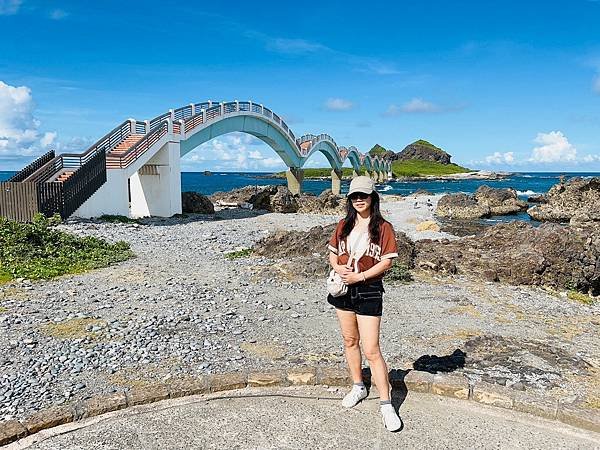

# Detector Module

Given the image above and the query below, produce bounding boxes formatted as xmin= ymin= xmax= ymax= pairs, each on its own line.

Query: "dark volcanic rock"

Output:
xmin=181 ymin=192 xmax=214 ymax=214
xmin=527 ymin=177 xmax=600 ymax=224
xmin=253 ymin=224 xmax=415 ymax=277
xmin=396 ymin=140 xmax=451 ymax=164
xmin=415 ymin=221 xmax=600 ymax=295
xmin=210 ymin=185 xmax=275 ymax=205
xmin=268 ymin=186 xmax=299 ymax=213
xmin=435 ymin=193 xmax=491 ymax=219
xmin=527 ymin=194 xmax=547 ymax=204
xmin=474 ymin=186 xmax=528 ymax=215
xmin=296 ymin=190 xmax=346 ymax=215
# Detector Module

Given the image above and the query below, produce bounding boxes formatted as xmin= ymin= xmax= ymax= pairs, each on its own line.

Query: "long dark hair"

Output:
xmin=340 ymin=191 xmax=385 ymax=242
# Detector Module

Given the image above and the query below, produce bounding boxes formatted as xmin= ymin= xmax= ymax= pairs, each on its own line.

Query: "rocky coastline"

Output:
xmin=0 ymin=180 xmax=598 ymax=428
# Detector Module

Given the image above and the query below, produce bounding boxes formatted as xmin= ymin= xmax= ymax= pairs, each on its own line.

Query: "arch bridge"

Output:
xmin=1 ymin=100 xmax=393 ymax=220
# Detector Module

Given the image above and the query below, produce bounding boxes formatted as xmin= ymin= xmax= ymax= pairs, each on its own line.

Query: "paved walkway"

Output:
xmin=9 ymin=386 xmax=600 ymax=450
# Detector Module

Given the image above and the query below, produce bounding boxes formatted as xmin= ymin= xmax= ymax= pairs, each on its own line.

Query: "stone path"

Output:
xmin=10 ymin=386 xmax=600 ymax=450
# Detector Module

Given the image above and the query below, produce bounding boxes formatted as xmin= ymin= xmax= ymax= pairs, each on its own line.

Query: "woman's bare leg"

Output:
xmin=356 ymin=314 xmax=390 ymax=401
xmin=335 ymin=309 xmax=363 ymax=383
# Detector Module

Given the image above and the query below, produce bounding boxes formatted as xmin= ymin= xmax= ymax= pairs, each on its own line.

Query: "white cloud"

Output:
xmin=0 ymin=80 xmax=43 ymax=157
xmin=181 ymin=132 xmax=287 ymax=171
xmin=583 ymin=154 xmax=600 ymax=162
xmin=267 ymin=38 xmax=328 ymax=55
xmin=530 ymin=131 xmax=577 ymax=163
xmin=324 ymin=98 xmax=354 ymax=111
xmin=49 ymin=9 xmax=68 ymax=20
xmin=401 ymin=98 xmax=440 ymax=113
xmin=0 ymin=0 xmax=21 ymax=15
xmin=484 ymin=151 xmax=515 ymax=164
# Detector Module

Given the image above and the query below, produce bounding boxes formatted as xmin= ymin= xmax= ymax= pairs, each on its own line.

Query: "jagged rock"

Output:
xmin=269 ymin=186 xmax=298 ymax=213
xmin=474 ymin=186 xmax=528 ymax=215
xmin=527 ymin=194 xmax=547 ymax=204
xmin=181 ymin=192 xmax=214 ymax=214
xmin=527 ymin=177 xmax=600 ymax=224
xmin=210 ymin=185 xmax=276 ymax=206
xmin=297 ymin=190 xmax=346 ymax=214
xmin=253 ymin=223 xmax=415 ymax=277
xmin=415 ymin=221 xmax=600 ymax=295
xmin=413 ymin=189 xmax=434 ymax=196
xmin=435 ymin=193 xmax=491 ymax=219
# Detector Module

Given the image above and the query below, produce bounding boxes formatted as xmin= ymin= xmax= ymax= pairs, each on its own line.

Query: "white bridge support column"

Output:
xmin=72 ymin=169 xmax=129 ymax=218
xmin=286 ymin=167 xmax=304 ymax=195
xmin=331 ymin=169 xmax=342 ymax=196
xmin=129 ymin=142 xmax=182 ymax=218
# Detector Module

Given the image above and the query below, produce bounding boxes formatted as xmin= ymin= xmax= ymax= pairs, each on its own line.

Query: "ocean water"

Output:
xmin=1 ymin=170 xmax=598 ymax=223
xmin=1 ymin=170 xmax=597 ymax=196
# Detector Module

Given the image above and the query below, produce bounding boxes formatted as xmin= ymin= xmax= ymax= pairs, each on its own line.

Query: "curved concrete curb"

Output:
xmin=1 ymin=367 xmax=598 ymax=446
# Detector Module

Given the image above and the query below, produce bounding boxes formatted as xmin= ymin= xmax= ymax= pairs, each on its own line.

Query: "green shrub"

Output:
xmin=385 ymin=261 xmax=413 ymax=283
xmin=567 ymin=290 xmax=594 ymax=305
xmin=98 ymin=214 xmax=140 ymax=224
xmin=0 ymin=213 xmax=134 ymax=281
xmin=225 ymin=248 xmax=253 ymax=259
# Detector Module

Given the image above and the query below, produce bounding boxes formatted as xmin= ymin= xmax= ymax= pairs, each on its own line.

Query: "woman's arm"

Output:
xmin=341 ymin=259 xmax=393 ymax=285
xmin=329 ymin=251 xmax=353 ymax=276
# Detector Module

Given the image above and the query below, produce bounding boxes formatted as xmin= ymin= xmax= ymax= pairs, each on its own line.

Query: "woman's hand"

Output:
xmin=341 ymin=271 xmax=364 ymax=285
xmin=334 ymin=264 xmax=353 ymax=277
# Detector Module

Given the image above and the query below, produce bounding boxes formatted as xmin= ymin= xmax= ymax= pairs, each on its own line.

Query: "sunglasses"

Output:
xmin=349 ymin=192 xmax=370 ymax=201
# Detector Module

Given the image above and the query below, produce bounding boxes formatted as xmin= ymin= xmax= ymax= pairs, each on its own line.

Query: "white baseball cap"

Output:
xmin=347 ymin=176 xmax=376 ymax=197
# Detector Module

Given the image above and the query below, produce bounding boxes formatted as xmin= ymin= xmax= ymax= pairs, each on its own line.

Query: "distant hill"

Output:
xmin=369 ymin=140 xmax=452 ymax=165
xmin=396 ymin=140 xmax=452 ymax=164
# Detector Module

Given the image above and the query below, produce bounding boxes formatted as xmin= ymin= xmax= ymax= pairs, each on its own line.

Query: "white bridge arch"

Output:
xmin=61 ymin=100 xmax=393 ymax=218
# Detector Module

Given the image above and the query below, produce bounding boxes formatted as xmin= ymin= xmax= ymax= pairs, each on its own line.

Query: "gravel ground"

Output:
xmin=1 ymin=195 xmax=598 ymax=422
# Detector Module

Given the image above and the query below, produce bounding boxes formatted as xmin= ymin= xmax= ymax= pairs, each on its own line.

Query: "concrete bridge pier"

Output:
xmin=130 ymin=142 xmax=182 ymax=218
xmin=352 ymin=169 xmax=360 ymax=178
xmin=331 ymin=169 xmax=342 ymax=195
xmin=286 ymin=167 xmax=304 ymax=195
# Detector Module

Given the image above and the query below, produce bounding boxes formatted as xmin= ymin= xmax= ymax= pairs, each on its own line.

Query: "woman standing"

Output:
xmin=327 ymin=175 xmax=402 ymax=432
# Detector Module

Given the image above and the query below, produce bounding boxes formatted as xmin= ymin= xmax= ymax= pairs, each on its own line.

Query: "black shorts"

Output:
xmin=327 ymin=280 xmax=385 ymax=317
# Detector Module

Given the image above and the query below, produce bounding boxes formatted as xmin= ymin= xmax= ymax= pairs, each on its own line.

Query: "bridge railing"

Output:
xmin=106 ymin=120 xmax=169 ymax=169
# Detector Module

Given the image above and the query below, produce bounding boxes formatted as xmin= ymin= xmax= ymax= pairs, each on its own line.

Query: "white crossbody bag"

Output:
xmin=326 ymin=245 xmax=368 ymax=297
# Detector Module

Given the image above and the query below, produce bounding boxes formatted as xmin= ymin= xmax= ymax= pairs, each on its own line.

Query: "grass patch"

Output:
xmin=0 ymin=213 xmax=134 ymax=281
xmin=42 ymin=318 xmax=106 ymax=340
xmin=392 ymin=159 xmax=472 ymax=177
xmin=567 ymin=290 xmax=594 ymax=305
xmin=98 ymin=214 xmax=140 ymax=224
xmin=275 ymin=167 xmax=359 ymax=179
xmin=0 ymin=267 xmax=12 ymax=285
xmin=369 ymin=144 xmax=388 ymax=156
xmin=385 ymin=261 xmax=413 ymax=283
xmin=225 ymin=248 xmax=253 ymax=259
xmin=0 ymin=306 xmax=6 ymax=313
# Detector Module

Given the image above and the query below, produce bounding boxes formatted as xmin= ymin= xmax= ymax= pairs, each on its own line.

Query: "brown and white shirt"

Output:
xmin=327 ymin=219 xmax=399 ymax=281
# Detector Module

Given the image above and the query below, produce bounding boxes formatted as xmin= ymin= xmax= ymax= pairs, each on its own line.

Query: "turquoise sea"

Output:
xmin=1 ymin=170 xmax=598 ymax=223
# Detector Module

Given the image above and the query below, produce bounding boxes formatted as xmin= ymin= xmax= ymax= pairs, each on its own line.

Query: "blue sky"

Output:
xmin=1 ymin=0 xmax=600 ymax=172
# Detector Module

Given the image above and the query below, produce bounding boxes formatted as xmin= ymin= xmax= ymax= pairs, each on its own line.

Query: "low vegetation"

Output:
xmin=385 ymin=261 xmax=413 ymax=283
xmin=42 ymin=318 xmax=106 ymax=340
xmin=567 ymin=290 xmax=594 ymax=305
xmin=275 ymin=168 xmax=359 ymax=179
xmin=98 ymin=214 xmax=140 ymax=224
xmin=0 ymin=213 xmax=134 ymax=281
xmin=369 ymin=144 xmax=389 ymax=156
xmin=225 ymin=248 xmax=253 ymax=259
xmin=392 ymin=159 xmax=472 ymax=177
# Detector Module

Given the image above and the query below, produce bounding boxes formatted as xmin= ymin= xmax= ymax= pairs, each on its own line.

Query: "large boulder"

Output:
xmin=527 ymin=177 xmax=600 ymax=225
xmin=415 ymin=222 xmax=600 ymax=295
xmin=297 ymin=189 xmax=346 ymax=215
xmin=435 ymin=193 xmax=491 ymax=219
xmin=269 ymin=186 xmax=298 ymax=213
xmin=210 ymin=185 xmax=276 ymax=206
xmin=474 ymin=186 xmax=528 ymax=215
xmin=181 ymin=192 xmax=214 ymax=214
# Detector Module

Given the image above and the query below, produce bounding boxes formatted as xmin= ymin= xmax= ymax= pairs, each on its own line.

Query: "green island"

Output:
xmin=0 ymin=214 xmax=134 ymax=282
xmin=274 ymin=140 xmax=472 ymax=179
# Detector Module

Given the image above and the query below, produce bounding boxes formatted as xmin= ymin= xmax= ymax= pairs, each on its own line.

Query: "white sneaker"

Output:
xmin=341 ymin=385 xmax=368 ymax=408
xmin=381 ymin=404 xmax=402 ymax=431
